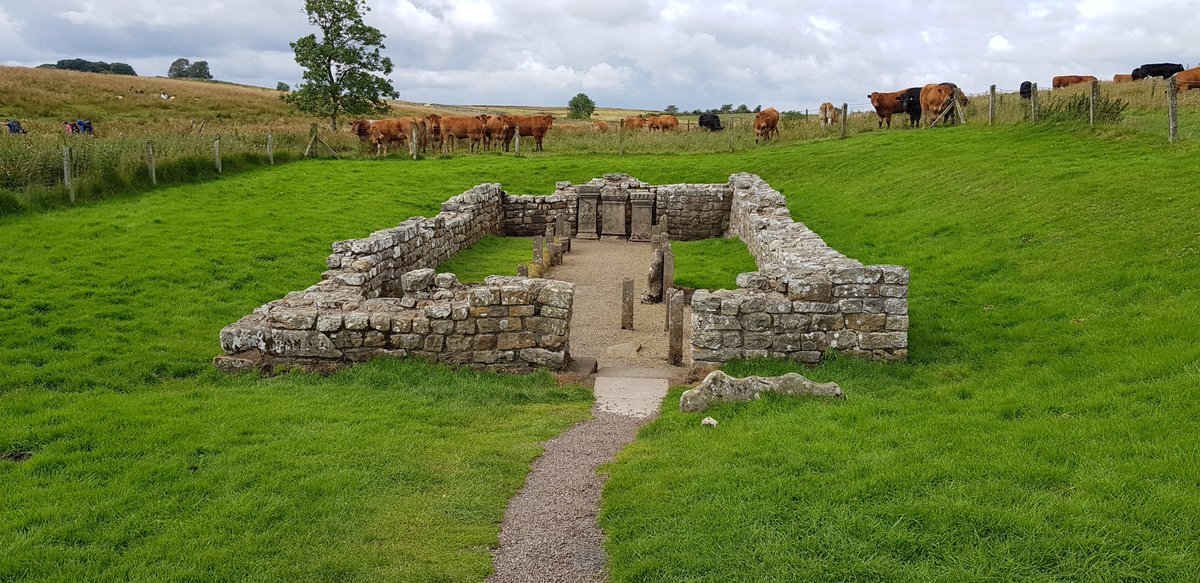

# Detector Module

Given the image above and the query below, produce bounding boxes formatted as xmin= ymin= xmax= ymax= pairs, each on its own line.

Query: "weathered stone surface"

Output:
xmin=680 ymin=370 xmax=844 ymax=413
xmin=401 ymin=268 xmax=436 ymax=292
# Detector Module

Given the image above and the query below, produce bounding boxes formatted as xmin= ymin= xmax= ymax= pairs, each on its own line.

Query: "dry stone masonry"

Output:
xmin=215 ymin=172 xmax=908 ymax=374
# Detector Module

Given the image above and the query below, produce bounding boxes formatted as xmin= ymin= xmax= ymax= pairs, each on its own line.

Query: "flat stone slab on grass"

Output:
xmin=593 ymin=376 xmax=669 ymax=419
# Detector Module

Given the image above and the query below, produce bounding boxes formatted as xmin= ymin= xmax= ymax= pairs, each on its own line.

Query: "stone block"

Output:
xmin=540 ymin=306 xmax=570 ymax=319
xmin=269 ymin=309 xmax=317 ymax=331
xmin=885 ymin=298 xmax=908 ymax=315
xmin=720 ymin=298 xmax=741 ymax=316
xmin=787 ymin=278 xmax=833 ymax=302
xmin=401 ymin=268 xmax=436 ymax=292
xmin=765 ymin=299 xmax=793 ymax=314
xmin=520 ymin=348 xmax=566 ymax=368
xmin=811 ymin=314 xmax=844 ymax=330
xmin=430 ymin=320 xmax=455 ymax=335
xmin=501 ymin=286 xmax=531 ymax=305
xmin=880 ymin=265 xmax=910 ymax=285
xmin=859 ymin=332 xmax=907 ymax=350
xmin=695 ymin=313 xmax=742 ymax=331
xmin=885 ymin=316 xmax=909 ymax=331
xmin=527 ymin=317 xmax=567 ymax=336
xmin=468 ymin=287 xmax=499 ymax=307
xmin=792 ymin=301 xmax=839 ymax=314
xmin=838 ymin=299 xmax=865 ymax=313
xmin=833 ymin=284 xmax=872 ymax=298
xmin=773 ymin=314 xmax=811 ymax=332
xmin=829 ymin=330 xmax=858 ymax=349
xmin=742 ymin=312 xmax=772 ymax=332
xmin=832 ymin=267 xmax=882 ymax=285
xmin=434 ymin=273 xmax=459 ymax=288
xmin=316 ymin=314 xmax=343 ymax=332
xmin=412 ymin=317 xmax=431 ymax=334
xmin=846 ymin=313 xmax=887 ymax=332
xmin=391 ymin=315 xmax=413 ymax=333
xmin=445 ymin=335 xmax=472 ymax=352
xmin=690 ymin=291 xmax=722 ymax=313
xmin=743 ymin=332 xmax=774 ymax=350
xmin=343 ymin=312 xmax=370 ymax=330
xmin=424 ymin=305 xmax=452 ymax=319
xmin=739 ymin=295 xmax=768 ymax=314
xmin=474 ymin=334 xmax=497 ymax=350
xmin=469 ymin=305 xmax=508 ymax=318
xmin=880 ymin=285 xmax=908 ymax=298
xmin=693 ymin=331 xmax=723 ymax=349
xmin=369 ymin=313 xmax=391 ymax=331
xmin=497 ymin=332 xmax=536 ymax=350
xmin=537 ymin=282 xmax=574 ymax=308
xmin=364 ymin=331 xmax=387 ymax=348
xmin=423 ymin=335 xmax=445 ymax=351
xmin=680 ymin=370 xmax=843 ymax=412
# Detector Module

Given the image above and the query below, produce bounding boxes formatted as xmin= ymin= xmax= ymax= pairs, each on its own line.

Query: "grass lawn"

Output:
xmin=2 ymin=120 xmax=1199 ymax=580
xmin=600 ymin=123 xmax=1200 ymax=581
xmin=670 ymin=237 xmax=759 ymax=290
xmin=437 ymin=236 xmax=532 ymax=282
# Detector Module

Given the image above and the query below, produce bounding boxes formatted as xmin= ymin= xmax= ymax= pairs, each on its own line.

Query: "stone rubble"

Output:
xmin=680 ymin=369 xmax=845 ymax=413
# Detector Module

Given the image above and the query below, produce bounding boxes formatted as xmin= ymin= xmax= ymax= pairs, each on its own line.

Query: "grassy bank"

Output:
xmin=600 ymin=123 xmax=1200 ymax=581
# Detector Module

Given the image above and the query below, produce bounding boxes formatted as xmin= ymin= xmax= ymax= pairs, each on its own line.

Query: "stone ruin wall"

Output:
xmin=688 ymin=173 xmax=909 ymax=367
xmin=215 ymin=172 xmax=908 ymax=374
xmin=215 ymin=183 xmax=574 ymax=374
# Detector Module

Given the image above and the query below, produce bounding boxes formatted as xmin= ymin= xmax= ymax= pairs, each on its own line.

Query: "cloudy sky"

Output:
xmin=3 ymin=0 xmax=1199 ymax=112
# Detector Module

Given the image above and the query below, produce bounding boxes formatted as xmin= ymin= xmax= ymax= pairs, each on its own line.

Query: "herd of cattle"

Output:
xmin=352 ymin=62 xmax=1199 ymax=155
xmin=351 ymin=113 xmax=554 ymax=156
xmin=867 ymin=62 xmax=1199 ymax=130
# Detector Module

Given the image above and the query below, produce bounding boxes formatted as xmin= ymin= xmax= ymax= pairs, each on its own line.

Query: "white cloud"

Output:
xmin=988 ymin=34 xmax=1013 ymax=53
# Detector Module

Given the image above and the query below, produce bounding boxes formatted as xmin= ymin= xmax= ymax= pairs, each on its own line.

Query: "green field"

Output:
xmin=670 ymin=238 xmax=759 ymax=290
xmin=3 ymin=119 xmax=1200 ymax=581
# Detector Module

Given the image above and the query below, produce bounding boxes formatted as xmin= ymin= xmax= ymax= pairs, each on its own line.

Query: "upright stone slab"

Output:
xmin=576 ymin=184 xmax=600 ymax=240
xmin=600 ymin=186 xmax=628 ymax=240
xmin=629 ymin=188 xmax=654 ymax=242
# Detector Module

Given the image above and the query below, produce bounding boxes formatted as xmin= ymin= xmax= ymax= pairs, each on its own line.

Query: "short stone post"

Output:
xmin=621 ymin=278 xmax=634 ymax=330
xmin=1167 ymin=76 xmax=1179 ymax=143
xmin=839 ymin=103 xmax=848 ymax=139
xmin=514 ymin=129 xmax=521 ymax=155
xmin=410 ymin=125 xmax=418 ymax=159
xmin=146 ymin=142 xmax=157 ymax=186
xmin=214 ymin=137 xmax=222 ymax=173
xmin=533 ymin=236 xmax=543 ymax=265
xmin=267 ymin=130 xmax=274 ymax=165
xmin=517 ymin=264 xmax=529 ymax=277
xmin=668 ymin=289 xmax=684 ymax=366
xmin=989 ymin=84 xmax=997 ymax=125
xmin=62 ymin=146 xmax=74 ymax=204
xmin=662 ymin=249 xmax=675 ymax=332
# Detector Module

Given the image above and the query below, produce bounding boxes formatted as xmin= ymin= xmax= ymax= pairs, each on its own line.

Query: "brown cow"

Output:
xmin=485 ymin=115 xmax=517 ymax=151
xmin=623 ymin=117 xmax=646 ymax=130
xmin=754 ymin=107 xmax=780 ymax=144
xmin=1052 ymin=75 xmax=1097 ymax=89
xmin=368 ymin=117 xmax=425 ymax=157
xmin=818 ymin=102 xmax=839 ymax=127
xmin=593 ymin=121 xmax=609 ymax=133
xmin=510 ymin=115 xmax=554 ymax=151
xmin=439 ymin=115 xmax=486 ymax=153
xmin=648 ymin=115 xmax=679 ymax=131
xmin=1175 ymin=67 xmax=1200 ymax=92
xmin=350 ymin=119 xmax=378 ymax=142
xmin=1113 ymin=74 xmax=1133 ymax=83
xmin=868 ymin=91 xmax=906 ymax=129
xmin=919 ymin=84 xmax=968 ymax=127
xmin=425 ymin=114 xmax=442 ymax=151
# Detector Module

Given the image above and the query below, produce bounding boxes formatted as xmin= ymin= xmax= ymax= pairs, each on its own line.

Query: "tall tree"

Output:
xmin=184 ymin=61 xmax=213 ymax=80
xmin=284 ymin=0 xmax=397 ymax=131
xmin=168 ymin=58 xmax=191 ymax=78
xmin=663 ymin=104 xmax=679 ymax=115
xmin=567 ymin=93 xmax=596 ymax=119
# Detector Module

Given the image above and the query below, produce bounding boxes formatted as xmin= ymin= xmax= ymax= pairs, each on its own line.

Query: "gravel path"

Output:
xmin=487 ymin=238 xmax=679 ymax=583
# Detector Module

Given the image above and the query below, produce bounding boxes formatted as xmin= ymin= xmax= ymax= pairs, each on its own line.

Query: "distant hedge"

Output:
xmin=38 ymin=59 xmax=137 ymax=76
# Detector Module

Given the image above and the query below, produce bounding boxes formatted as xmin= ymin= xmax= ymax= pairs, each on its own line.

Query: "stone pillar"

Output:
xmin=663 ymin=249 xmax=675 ymax=331
xmin=600 ymin=186 xmax=628 ymax=240
xmin=576 ymin=184 xmax=600 ymax=240
xmin=629 ymin=188 xmax=654 ymax=242
xmin=669 ymin=289 xmax=684 ymax=365
xmin=621 ymin=278 xmax=634 ymax=330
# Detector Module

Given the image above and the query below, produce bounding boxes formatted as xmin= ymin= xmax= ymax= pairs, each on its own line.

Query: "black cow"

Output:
xmin=1019 ymin=81 xmax=1032 ymax=100
xmin=1132 ymin=63 xmax=1184 ymax=80
xmin=698 ymin=112 xmax=723 ymax=131
xmin=897 ymin=87 xmax=922 ymax=128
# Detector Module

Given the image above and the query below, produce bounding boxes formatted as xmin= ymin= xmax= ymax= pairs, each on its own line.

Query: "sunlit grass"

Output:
xmin=669 ymin=238 xmax=759 ymax=290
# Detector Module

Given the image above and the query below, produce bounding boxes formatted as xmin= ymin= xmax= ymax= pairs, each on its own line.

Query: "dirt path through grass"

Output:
xmin=487 ymin=239 xmax=682 ymax=582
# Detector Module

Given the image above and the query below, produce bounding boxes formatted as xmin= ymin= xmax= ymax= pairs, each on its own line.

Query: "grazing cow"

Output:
xmin=1020 ymin=81 xmax=1033 ymax=100
xmin=1052 ymin=75 xmax=1097 ymax=89
xmin=920 ymin=84 xmax=969 ymax=127
xmin=698 ymin=112 xmax=723 ymax=131
xmin=593 ymin=121 xmax=609 ymax=133
xmin=754 ymin=107 xmax=780 ymax=144
xmin=511 ymin=115 xmax=555 ymax=151
xmin=648 ymin=115 xmax=679 ymax=131
xmin=623 ymin=117 xmax=646 ymax=130
xmin=868 ymin=90 xmax=907 ymax=128
xmin=439 ymin=115 xmax=486 ymax=153
xmin=486 ymin=115 xmax=517 ymax=151
xmin=1175 ymin=67 xmax=1200 ymax=92
xmin=1132 ymin=63 xmax=1185 ymax=81
xmin=897 ymin=87 xmax=923 ymax=128
xmin=425 ymin=114 xmax=442 ymax=151
xmin=349 ymin=119 xmax=377 ymax=142
xmin=818 ymin=102 xmax=839 ymax=127
xmin=1113 ymin=74 xmax=1133 ymax=83
xmin=368 ymin=117 xmax=425 ymax=157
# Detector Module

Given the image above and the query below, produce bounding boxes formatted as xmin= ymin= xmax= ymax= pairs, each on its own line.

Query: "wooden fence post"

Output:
xmin=267 ymin=130 xmax=274 ymax=165
xmin=839 ymin=103 xmax=848 ymax=139
xmin=304 ymin=124 xmax=317 ymax=158
xmin=1089 ymin=79 xmax=1100 ymax=126
xmin=989 ymin=84 xmax=997 ymax=125
xmin=214 ymin=137 xmax=222 ymax=173
xmin=621 ymin=278 xmax=634 ymax=330
xmin=1031 ymin=83 xmax=1039 ymax=123
xmin=618 ymin=118 xmax=624 ymax=156
xmin=62 ymin=146 xmax=75 ymax=204
xmin=1167 ymin=76 xmax=1179 ymax=143
xmin=146 ymin=142 xmax=156 ymax=186
xmin=728 ymin=124 xmax=734 ymax=151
